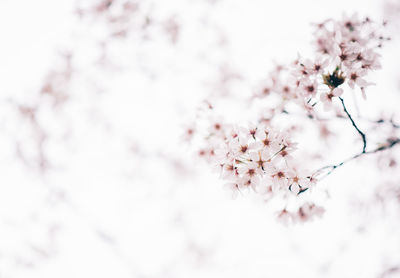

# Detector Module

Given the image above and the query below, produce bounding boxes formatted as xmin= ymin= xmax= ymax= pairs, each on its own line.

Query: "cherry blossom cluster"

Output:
xmin=217 ymin=124 xmax=316 ymax=196
xmin=189 ymin=112 xmax=317 ymax=197
xmin=255 ymin=14 xmax=389 ymax=112
xmin=185 ymin=111 xmax=326 ymax=223
xmin=186 ymin=14 xmax=398 ymax=223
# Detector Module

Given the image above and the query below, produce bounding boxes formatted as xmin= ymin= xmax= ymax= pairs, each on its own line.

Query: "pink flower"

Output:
xmin=249 ymin=150 xmax=270 ymax=170
xmin=237 ymin=161 xmax=262 ymax=180
xmin=320 ymin=87 xmax=343 ymax=111
xmin=230 ymin=136 xmax=257 ymax=156
xmin=255 ymin=126 xmax=280 ymax=153
xmin=269 ymin=167 xmax=289 ymax=190
xmin=302 ymin=56 xmax=329 ymax=74
xmin=301 ymin=79 xmax=318 ymax=97
xmin=287 ymin=168 xmax=313 ymax=195
xmin=238 ymin=175 xmax=260 ymax=192
xmin=208 ymin=117 xmax=226 ymax=138
xmin=240 ymin=124 xmax=258 ymax=140
xmin=347 ymin=66 xmax=368 ymax=89
xmin=221 ymin=163 xmax=238 ymax=180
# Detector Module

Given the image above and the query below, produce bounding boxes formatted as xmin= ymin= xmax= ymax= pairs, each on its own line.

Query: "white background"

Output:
xmin=0 ymin=0 xmax=400 ymax=277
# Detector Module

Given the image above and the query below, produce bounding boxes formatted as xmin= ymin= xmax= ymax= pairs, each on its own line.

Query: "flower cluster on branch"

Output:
xmin=186 ymin=14 xmax=399 ymax=223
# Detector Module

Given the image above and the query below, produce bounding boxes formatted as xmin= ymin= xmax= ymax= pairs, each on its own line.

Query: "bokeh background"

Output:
xmin=1 ymin=0 xmax=400 ymax=277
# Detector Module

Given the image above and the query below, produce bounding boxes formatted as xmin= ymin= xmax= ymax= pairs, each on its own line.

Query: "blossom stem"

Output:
xmin=339 ymin=97 xmax=367 ymax=153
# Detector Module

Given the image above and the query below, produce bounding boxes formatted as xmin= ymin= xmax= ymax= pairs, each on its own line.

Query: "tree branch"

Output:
xmin=315 ymin=137 xmax=400 ymax=179
xmin=339 ymin=97 xmax=367 ymax=153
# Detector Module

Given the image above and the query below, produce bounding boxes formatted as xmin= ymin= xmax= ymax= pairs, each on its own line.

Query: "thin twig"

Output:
xmin=315 ymin=137 xmax=400 ymax=179
xmin=339 ymin=97 xmax=367 ymax=153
